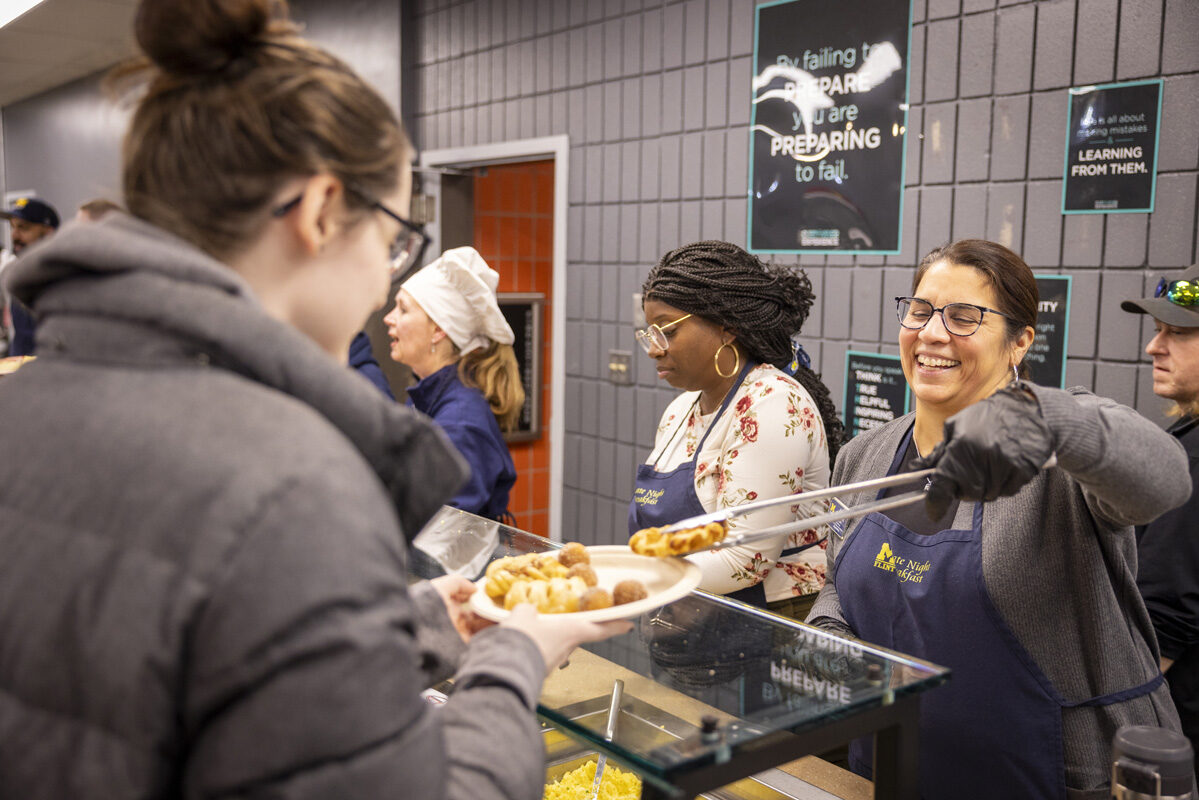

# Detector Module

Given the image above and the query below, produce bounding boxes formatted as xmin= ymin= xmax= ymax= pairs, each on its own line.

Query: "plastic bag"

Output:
xmin=412 ymin=506 xmax=500 ymax=580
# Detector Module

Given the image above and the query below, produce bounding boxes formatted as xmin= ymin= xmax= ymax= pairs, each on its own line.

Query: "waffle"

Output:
xmin=628 ymin=521 xmax=728 ymax=556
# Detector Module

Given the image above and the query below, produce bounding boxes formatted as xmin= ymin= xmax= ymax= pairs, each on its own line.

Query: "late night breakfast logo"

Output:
xmin=873 ymin=543 xmax=932 ymax=584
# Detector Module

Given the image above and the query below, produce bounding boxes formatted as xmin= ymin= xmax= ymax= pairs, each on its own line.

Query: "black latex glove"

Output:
xmin=912 ymin=382 xmax=1055 ymax=520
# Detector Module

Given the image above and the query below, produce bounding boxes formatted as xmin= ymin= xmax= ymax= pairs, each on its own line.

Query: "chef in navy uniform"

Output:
xmin=627 ymin=241 xmax=844 ymax=617
xmin=807 ymin=239 xmax=1191 ymax=798
xmin=385 ymin=247 xmax=522 ymax=522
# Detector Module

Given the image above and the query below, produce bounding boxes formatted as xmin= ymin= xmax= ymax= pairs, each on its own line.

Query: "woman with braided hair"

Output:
xmin=628 ymin=240 xmax=844 ymax=617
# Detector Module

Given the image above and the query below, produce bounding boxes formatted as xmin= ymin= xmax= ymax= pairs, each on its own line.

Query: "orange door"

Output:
xmin=473 ymin=160 xmax=554 ymax=536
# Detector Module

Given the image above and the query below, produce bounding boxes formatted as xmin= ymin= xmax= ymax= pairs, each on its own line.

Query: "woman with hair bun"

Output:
xmin=629 ymin=240 xmax=844 ymax=618
xmin=385 ymin=246 xmax=522 ymax=522
xmin=0 ymin=1 xmax=628 ymax=798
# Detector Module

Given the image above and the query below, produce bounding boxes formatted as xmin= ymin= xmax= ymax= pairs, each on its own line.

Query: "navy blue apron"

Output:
xmin=833 ymin=425 xmax=1164 ymax=800
xmin=627 ymin=363 xmax=768 ymax=607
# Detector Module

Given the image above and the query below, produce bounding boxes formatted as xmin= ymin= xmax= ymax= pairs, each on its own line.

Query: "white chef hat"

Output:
xmin=402 ymin=246 xmax=515 ymax=355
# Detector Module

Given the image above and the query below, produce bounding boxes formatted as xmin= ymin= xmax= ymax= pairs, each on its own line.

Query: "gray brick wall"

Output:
xmin=410 ymin=0 xmax=1199 ymax=545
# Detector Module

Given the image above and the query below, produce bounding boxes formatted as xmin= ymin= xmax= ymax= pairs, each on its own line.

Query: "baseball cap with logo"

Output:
xmin=0 ymin=196 xmax=60 ymax=229
xmin=1121 ymin=263 xmax=1199 ymax=329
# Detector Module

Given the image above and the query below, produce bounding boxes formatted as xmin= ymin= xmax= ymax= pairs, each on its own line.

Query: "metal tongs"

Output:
xmin=586 ymin=679 xmax=624 ymax=800
xmin=655 ymin=469 xmax=936 ymax=555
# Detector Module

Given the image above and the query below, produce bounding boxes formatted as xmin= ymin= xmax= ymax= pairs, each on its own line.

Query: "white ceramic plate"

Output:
xmin=470 ymin=545 xmax=702 ymax=623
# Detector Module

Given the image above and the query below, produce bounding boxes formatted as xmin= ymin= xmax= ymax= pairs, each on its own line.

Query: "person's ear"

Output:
xmin=288 ymin=174 xmax=344 ymax=256
xmin=1013 ymin=325 xmax=1035 ymax=364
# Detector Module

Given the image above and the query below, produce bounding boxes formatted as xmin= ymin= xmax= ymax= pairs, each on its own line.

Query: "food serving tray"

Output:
xmin=544 ymin=694 xmax=843 ymax=800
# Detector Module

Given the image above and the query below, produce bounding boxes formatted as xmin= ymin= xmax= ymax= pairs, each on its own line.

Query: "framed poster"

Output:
xmin=1027 ymin=275 xmax=1072 ymax=389
xmin=497 ymin=292 xmax=543 ymax=442
xmin=1062 ymin=79 xmax=1162 ymax=214
xmin=843 ymin=351 xmax=910 ymax=438
xmin=748 ymin=0 xmax=913 ymax=255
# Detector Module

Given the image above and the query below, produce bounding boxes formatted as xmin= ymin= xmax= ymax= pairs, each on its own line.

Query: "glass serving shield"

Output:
xmin=411 ymin=506 xmax=500 ymax=579
xmin=410 ymin=507 xmax=950 ymax=800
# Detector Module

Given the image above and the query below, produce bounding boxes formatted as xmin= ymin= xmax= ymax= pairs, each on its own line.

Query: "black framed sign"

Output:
xmin=497 ymin=292 xmax=543 ymax=442
xmin=843 ymin=351 xmax=910 ymax=438
xmin=748 ymin=0 xmax=912 ymax=255
xmin=1062 ymin=79 xmax=1162 ymax=214
xmin=1026 ymin=275 xmax=1072 ymax=389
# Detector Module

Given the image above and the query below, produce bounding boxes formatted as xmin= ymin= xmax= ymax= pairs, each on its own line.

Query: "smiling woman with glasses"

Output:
xmin=628 ymin=240 xmax=844 ymax=620
xmin=806 ymin=238 xmax=1191 ymax=798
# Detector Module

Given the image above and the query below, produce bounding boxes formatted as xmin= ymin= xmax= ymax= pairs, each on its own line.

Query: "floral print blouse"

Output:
xmin=644 ymin=364 xmax=832 ymax=602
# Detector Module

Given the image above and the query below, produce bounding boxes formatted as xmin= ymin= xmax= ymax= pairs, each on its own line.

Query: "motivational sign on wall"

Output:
xmin=1063 ymin=79 xmax=1162 ymax=214
xmin=749 ymin=0 xmax=912 ymax=255
xmin=843 ymin=351 xmax=910 ymax=437
xmin=1026 ymin=276 xmax=1072 ymax=389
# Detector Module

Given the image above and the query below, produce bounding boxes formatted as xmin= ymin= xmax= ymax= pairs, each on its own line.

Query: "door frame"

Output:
xmin=418 ymin=135 xmax=569 ymax=541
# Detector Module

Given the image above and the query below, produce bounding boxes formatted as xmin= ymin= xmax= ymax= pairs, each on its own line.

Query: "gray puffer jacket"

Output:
xmin=0 ymin=214 xmax=547 ymax=800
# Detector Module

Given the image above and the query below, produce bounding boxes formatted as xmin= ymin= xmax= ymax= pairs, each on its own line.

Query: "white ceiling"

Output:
xmin=0 ymin=0 xmax=140 ymax=107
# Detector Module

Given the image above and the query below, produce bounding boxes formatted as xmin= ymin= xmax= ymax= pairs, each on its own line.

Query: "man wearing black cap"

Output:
xmin=1122 ymin=264 xmax=1199 ymax=767
xmin=0 ymin=196 xmax=60 ymax=356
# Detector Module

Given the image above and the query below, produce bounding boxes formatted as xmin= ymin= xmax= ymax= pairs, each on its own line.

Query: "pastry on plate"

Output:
xmin=486 ymin=544 xmax=646 ymax=614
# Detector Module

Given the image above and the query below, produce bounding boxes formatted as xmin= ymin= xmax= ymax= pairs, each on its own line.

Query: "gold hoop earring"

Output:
xmin=714 ymin=342 xmax=740 ymax=378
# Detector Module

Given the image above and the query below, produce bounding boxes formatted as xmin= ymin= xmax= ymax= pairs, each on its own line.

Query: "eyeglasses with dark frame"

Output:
xmin=1155 ymin=278 xmax=1199 ymax=307
xmin=271 ymin=187 xmax=429 ymax=276
xmin=895 ymin=296 xmax=1014 ymax=337
xmin=635 ymin=313 xmax=692 ymax=354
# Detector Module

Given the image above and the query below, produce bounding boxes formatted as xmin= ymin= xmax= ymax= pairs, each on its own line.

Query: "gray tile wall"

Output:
xmin=410 ymin=0 xmax=1199 ymax=544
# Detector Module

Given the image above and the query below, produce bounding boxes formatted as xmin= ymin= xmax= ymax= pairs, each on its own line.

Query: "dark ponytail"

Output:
xmin=643 ymin=241 xmax=845 ymax=464
xmin=790 ymin=367 xmax=844 ymax=463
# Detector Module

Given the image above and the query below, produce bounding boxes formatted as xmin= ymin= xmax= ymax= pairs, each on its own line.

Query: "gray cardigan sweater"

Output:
xmin=808 ymin=384 xmax=1192 ymax=796
xmin=0 ymin=215 xmax=548 ymax=800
